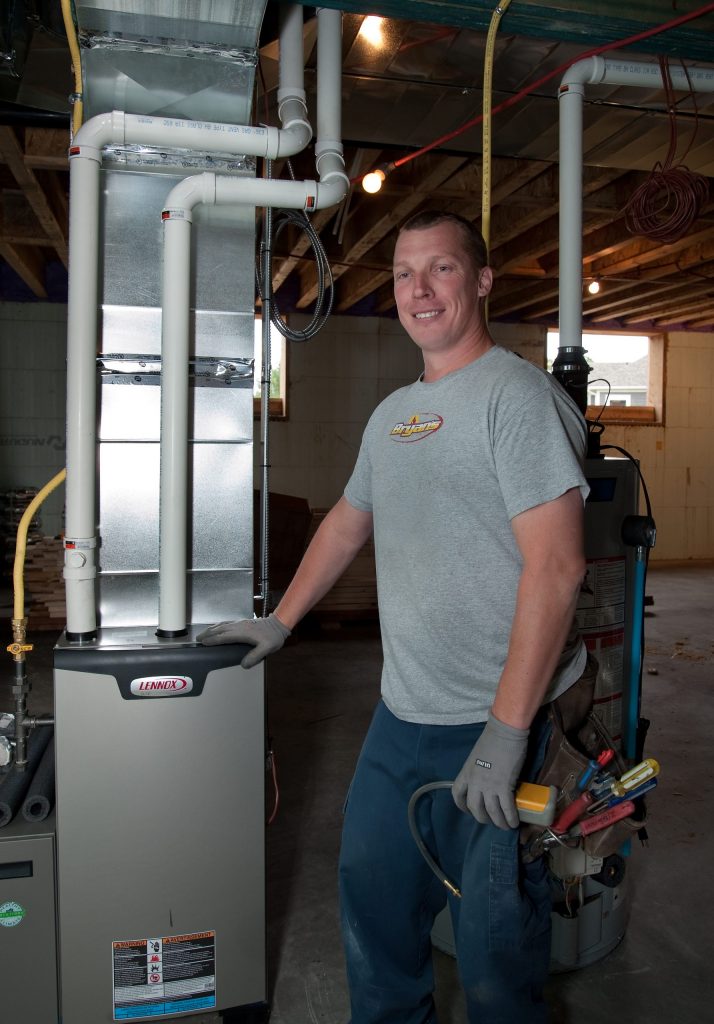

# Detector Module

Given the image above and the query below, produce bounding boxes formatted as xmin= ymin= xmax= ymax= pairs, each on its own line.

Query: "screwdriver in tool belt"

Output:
xmin=587 ymin=776 xmax=658 ymax=815
xmin=566 ymin=799 xmax=636 ymax=838
xmin=611 ymin=758 xmax=660 ymax=796
xmin=575 ymin=748 xmax=616 ymax=792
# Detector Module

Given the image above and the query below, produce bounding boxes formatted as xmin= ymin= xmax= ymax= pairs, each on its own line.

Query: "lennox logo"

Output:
xmin=130 ymin=676 xmax=193 ymax=697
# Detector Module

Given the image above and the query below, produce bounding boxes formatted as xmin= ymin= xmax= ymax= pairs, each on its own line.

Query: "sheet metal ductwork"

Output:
xmin=75 ymin=0 xmax=264 ymax=124
xmin=75 ymin=0 xmax=268 ymax=632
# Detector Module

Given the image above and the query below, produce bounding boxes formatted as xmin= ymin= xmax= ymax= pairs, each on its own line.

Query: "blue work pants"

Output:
xmin=338 ymin=700 xmax=552 ymax=1024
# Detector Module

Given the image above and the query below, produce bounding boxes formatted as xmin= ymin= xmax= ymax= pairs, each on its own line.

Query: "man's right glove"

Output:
xmin=196 ymin=613 xmax=291 ymax=668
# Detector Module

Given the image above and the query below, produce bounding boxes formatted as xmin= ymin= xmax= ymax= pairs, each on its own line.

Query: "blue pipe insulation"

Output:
xmin=625 ymin=550 xmax=647 ymax=761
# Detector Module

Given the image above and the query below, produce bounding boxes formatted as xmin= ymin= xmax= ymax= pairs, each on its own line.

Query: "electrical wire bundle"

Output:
xmin=261 ymin=207 xmax=335 ymax=342
xmin=623 ymin=56 xmax=710 ymax=245
xmin=255 ymin=162 xmax=335 ymax=344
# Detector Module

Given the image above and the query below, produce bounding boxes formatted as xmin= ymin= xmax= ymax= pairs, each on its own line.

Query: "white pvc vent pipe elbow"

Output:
xmin=157 ymin=6 xmax=349 ymax=635
xmin=558 ymin=57 xmax=714 ymax=351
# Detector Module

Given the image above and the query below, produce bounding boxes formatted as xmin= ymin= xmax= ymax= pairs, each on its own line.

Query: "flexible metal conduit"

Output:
xmin=157 ymin=6 xmax=349 ymax=635
xmin=558 ymin=57 xmax=714 ymax=351
xmin=62 ymin=4 xmax=344 ymax=638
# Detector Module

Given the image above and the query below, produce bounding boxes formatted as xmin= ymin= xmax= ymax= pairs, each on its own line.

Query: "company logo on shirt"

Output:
xmin=390 ymin=413 xmax=443 ymax=442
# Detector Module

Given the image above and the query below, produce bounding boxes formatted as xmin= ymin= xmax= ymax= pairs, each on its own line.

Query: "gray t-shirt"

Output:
xmin=344 ymin=345 xmax=589 ymax=725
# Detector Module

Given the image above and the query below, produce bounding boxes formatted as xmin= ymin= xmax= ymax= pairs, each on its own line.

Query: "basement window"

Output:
xmin=547 ymin=331 xmax=664 ymax=425
xmin=254 ymin=319 xmax=287 ymax=419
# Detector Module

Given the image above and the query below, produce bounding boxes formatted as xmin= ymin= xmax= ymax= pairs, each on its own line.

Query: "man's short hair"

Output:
xmin=398 ymin=210 xmax=488 ymax=273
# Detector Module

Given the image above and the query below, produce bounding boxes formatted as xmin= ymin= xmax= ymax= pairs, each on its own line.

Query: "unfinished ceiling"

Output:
xmin=1 ymin=0 xmax=714 ymax=331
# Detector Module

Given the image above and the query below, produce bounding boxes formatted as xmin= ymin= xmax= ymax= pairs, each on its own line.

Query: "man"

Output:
xmin=199 ymin=210 xmax=589 ymax=1023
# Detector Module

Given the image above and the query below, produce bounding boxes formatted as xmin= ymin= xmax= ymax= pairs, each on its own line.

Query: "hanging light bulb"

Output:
xmin=360 ymin=162 xmax=395 ymax=195
xmin=362 ymin=168 xmax=386 ymax=194
xmin=587 ymin=279 xmax=601 ymax=295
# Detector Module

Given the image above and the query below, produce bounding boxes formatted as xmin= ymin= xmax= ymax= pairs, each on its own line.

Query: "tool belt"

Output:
xmin=521 ymin=653 xmax=645 ymax=862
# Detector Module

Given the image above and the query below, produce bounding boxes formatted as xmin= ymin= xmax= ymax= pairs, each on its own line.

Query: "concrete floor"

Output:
xmin=2 ymin=562 xmax=712 ymax=1023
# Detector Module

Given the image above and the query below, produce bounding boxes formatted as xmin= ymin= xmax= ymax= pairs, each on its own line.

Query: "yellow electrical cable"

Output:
xmin=60 ymin=0 xmax=83 ymax=136
xmin=12 ymin=469 xmax=67 ymax=623
xmin=481 ymin=0 xmax=512 ymax=257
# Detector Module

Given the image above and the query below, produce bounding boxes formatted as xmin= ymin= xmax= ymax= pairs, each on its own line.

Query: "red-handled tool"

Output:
xmin=571 ymin=799 xmax=636 ymax=838
xmin=551 ymin=791 xmax=593 ymax=833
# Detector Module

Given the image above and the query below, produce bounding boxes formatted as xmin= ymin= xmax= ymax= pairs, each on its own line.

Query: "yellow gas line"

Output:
xmin=9 ymin=468 xmax=67 ymax=654
xmin=60 ymin=0 xmax=83 ymax=137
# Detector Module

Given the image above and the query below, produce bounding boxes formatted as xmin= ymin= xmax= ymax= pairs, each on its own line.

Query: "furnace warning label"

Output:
xmin=112 ymin=931 xmax=216 ymax=1020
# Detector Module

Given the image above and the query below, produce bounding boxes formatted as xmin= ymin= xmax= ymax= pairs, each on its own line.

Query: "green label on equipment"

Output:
xmin=0 ymin=901 xmax=26 ymax=927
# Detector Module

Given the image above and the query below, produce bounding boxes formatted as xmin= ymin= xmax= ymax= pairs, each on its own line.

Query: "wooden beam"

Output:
xmin=684 ymin=313 xmax=714 ymax=328
xmin=0 ymin=194 xmax=60 ymax=246
xmin=0 ymin=242 xmax=47 ymax=297
xmin=23 ymin=128 xmax=69 ymax=171
xmin=593 ymin=279 xmax=714 ymax=323
xmin=589 ymin=212 xmax=714 ymax=277
xmin=632 ymin=293 xmax=714 ymax=326
xmin=493 ymin=207 xmax=616 ymax=274
xmin=0 ymin=127 xmax=68 ymax=267
xmin=336 ymin=264 xmax=392 ymax=312
xmin=489 ymin=279 xmax=559 ymax=318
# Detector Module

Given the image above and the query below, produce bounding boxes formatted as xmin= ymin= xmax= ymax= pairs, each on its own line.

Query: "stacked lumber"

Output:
xmin=19 ymin=537 xmax=65 ymax=632
xmin=2 ymin=488 xmax=42 ymax=580
xmin=306 ymin=510 xmax=378 ymax=622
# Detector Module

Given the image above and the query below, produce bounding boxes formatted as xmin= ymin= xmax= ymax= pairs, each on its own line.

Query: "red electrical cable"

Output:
xmin=355 ymin=1 xmax=714 ymax=180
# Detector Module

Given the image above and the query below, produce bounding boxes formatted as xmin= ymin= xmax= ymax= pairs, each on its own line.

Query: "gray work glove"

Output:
xmin=452 ymin=712 xmax=529 ymax=830
xmin=196 ymin=613 xmax=291 ymax=669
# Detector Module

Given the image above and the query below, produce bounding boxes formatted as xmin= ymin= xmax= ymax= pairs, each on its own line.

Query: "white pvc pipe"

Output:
xmin=316 ymin=7 xmax=343 ymax=158
xmin=157 ymin=216 xmax=192 ymax=635
xmin=277 ymin=2 xmax=310 ymax=147
xmin=315 ymin=8 xmax=349 ymax=190
xmin=559 ymin=57 xmax=714 ymax=349
xmin=156 ymin=8 xmax=348 ymax=635
xmin=64 ymin=146 xmax=102 ymax=637
xmin=558 ymin=82 xmax=584 ymax=347
xmin=561 ymin=55 xmax=714 ymax=91
xmin=75 ymin=109 xmax=310 ymax=161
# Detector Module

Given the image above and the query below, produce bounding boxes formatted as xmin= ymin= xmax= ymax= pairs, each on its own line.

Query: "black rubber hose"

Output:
xmin=0 ymin=725 xmax=53 ymax=828
xmin=21 ymin=735 xmax=55 ymax=822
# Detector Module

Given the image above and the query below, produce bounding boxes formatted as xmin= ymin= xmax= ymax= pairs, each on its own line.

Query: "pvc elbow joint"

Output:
xmin=163 ymin=172 xmax=217 ymax=219
xmin=72 ymin=110 xmax=125 ymax=153
xmin=315 ymin=145 xmax=349 ymax=192
xmin=559 ymin=56 xmax=606 ymax=92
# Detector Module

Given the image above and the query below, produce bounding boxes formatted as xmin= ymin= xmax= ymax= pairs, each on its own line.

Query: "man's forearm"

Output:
xmin=491 ymin=563 xmax=583 ymax=729
xmin=275 ymin=497 xmax=373 ymax=630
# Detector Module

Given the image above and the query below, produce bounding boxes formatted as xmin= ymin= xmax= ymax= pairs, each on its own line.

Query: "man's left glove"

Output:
xmin=196 ymin=613 xmax=291 ymax=669
xmin=452 ymin=712 xmax=529 ymax=830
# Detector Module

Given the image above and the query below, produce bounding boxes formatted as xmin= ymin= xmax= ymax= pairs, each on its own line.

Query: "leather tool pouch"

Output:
xmin=521 ymin=654 xmax=645 ymax=861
